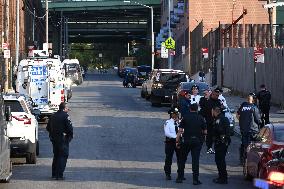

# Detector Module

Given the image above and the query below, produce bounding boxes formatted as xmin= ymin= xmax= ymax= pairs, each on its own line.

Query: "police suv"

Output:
xmin=16 ymin=51 xmax=67 ymax=118
xmin=3 ymin=94 xmax=39 ymax=164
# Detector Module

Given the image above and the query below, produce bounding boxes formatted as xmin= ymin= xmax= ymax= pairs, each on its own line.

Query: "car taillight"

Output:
xmin=12 ymin=115 xmax=31 ymax=125
xmin=12 ymin=115 xmax=24 ymax=121
xmin=268 ymin=172 xmax=284 ymax=186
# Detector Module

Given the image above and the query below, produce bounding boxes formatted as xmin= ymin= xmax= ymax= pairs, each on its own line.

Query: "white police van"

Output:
xmin=16 ymin=50 xmax=66 ymax=118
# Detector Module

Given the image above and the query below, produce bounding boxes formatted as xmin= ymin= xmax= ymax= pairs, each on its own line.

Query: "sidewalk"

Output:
xmin=224 ymin=93 xmax=284 ymax=136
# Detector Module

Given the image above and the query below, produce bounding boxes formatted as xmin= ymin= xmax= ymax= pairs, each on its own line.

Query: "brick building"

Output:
xmin=160 ymin=0 xmax=270 ymax=74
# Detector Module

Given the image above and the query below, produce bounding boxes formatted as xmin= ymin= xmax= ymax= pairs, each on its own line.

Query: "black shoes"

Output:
xmin=193 ymin=180 xmax=202 ymax=185
xmin=165 ymin=175 xmax=172 ymax=180
xmin=56 ymin=177 xmax=65 ymax=180
xmin=213 ymin=178 xmax=228 ymax=184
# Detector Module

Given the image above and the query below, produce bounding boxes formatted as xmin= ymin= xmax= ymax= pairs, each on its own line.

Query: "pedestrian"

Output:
xmin=237 ymin=93 xmax=261 ymax=164
xmin=175 ymin=103 xmax=207 ymax=185
xmin=215 ymin=87 xmax=228 ymax=108
xmin=203 ymin=88 xmax=222 ymax=154
xmin=178 ymin=91 xmax=190 ymax=118
xmin=190 ymin=84 xmax=201 ymax=105
xmin=212 ymin=106 xmax=231 ymax=184
xmin=46 ymin=102 xmax=73 ymax=180
xmin=257 ymin=84 xmax=271 ymax=126
xmin=199 ymin=88 xmax=211 ymax=117
xmin=163 ymin=107 xmax=181 ymax=180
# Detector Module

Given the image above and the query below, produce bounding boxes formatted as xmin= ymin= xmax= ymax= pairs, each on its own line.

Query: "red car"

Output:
xmin=243 ymin=123 xmax=284 ymax=180
xmin=254 ymin=148 xmax=284 ymax=189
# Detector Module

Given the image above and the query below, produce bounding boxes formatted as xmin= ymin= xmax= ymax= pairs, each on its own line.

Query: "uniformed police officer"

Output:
xmin=163 ymin=107 xmax=180 ymax=180
xmin=212 ymin=106 xmax=231 ymax=184
xmin=257 ymin=84 xmax=271 ymax=126
xmin=203 ymin=88 xmax=222 ymax=154
xmin=176 ymin=103 xmax=207 ymax=185
xmin=190 ymin=84 xmax=201 ymax=105
xmin=178 ymin=91 xmax=190 ymax=118
xmin=237 ymin=93 xmax=261 ymax=164
xmin=46 ymin=102 xmax=73 ymax=180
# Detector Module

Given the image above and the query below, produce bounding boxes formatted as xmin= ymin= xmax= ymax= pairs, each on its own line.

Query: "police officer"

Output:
xmin=164 ymin=107 xmax=180 ymax=180
xmin=212 ymin=106 xmax=231 ymax=184
xmin=46 ymin=102 xmax=73 ymax=180
xmin=199 ymin=88 xmax=211 ymax=117
xmin=203 ymin=88 xmax=222 ymax=154
xmin=176 ymin=103 xmax=207 ymax=185
xmin=237 ymin=93 xmax=261 ymax=164
xmin=257 ymin=84 xmax=271 ymax=126
xmin=178 ymin=91 xmax=190 ymax=118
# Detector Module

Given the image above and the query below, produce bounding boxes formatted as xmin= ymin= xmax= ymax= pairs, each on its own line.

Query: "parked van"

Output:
xmin=63 ymin=59 xmax=83 ymax=85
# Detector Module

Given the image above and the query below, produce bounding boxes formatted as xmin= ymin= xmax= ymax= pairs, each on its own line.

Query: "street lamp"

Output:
xmin=123 ymin=0 xmax=155 ymax=70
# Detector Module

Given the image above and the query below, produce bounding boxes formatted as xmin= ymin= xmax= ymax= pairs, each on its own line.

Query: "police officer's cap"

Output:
xmin=248 ymin=92 xmax=256 ymax=98
xmin=191 ymin=84 xmax=199 ymax=90
xmin=214 ymin=86 xmax=223 ymax=93
xmin=168 ymin=107 xmax=179 ymax=115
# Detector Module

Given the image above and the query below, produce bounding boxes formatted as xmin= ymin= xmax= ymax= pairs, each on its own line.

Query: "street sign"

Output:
xmin=99 ymin=53 xmax=103 ymax=58
xmin=3 ymin=50 xmax=10 ymax=58
xmin=161 ymin=42 xmax=168 ymax=59
xmin=202 ymin=48 xmax=209 ymax=59
xmin=2 ymin=43 xmax=9 ymax=50
xmin=254 ymin=47 xmax=264 ymax=63
xmin=182 ymin=46 xmax=185 ymax=55
xmin=165 ymin=37 xmax=175 ymax=49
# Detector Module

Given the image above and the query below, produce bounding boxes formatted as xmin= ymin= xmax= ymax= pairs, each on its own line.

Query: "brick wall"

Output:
xmin=189 ymin=0 xmax=269 ymax=33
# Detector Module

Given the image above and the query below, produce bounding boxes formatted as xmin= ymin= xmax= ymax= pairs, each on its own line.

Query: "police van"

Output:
xmin=16 ymin=51 xmax=66 ymax=118
xmin=0 ymin=89 xmax=12 ymax=181
xmin=63 ymin=59 xmax=83 ymax=85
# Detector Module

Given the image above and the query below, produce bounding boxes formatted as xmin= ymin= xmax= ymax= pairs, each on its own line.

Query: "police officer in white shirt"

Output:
xmin=164 ymin=107 xmax=181 ymax=180
xmin=215 ymin=87 xmax=228 ymax=108
xmin=190 ymin=84 xmax=202 ymax=105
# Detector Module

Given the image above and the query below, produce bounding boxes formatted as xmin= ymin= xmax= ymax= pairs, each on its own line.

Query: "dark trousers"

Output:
xmin=239 ymin=132 xmax=252 ymax=163
xmin=164 ymin=140 xmax=180 ymax=175
xmin=177 ymin=138 xmax=202 ymax=180
xmin=206 ymin=124 xmax=213 ymax=149
xmin=52 ymin=142 xmax=69 ymax=178
xmin=214 ymin=143 xmax=228 ymax=180
xmin=260 ymin=107 xmax=270 ymax=127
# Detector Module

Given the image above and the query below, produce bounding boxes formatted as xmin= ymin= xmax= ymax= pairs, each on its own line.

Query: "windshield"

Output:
xmin=274 ymin=127 xmax=284 ymax=142
xmin=4 ymin=100 xmax=25 ymax=112
xmin=157 ymin=73 xmax=186 ymax=82
xmin=182 ymin=83 xmax=209 ymax=95
xmin=66 ymin=63 xmax=80 ymax=74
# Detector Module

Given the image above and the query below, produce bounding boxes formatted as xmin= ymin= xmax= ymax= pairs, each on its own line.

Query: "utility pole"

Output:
xmin=16 ymin=0 xmax=20 ymax=66
xmin=45 ymin=0 xmax=49 ymax=49
xmin=3 ymin=0 xmax=9 ymax=92
xmin=150 ymin=7 xmax=154 ymax=70
xmin=168 ymin=0 xmax=172 ymax=69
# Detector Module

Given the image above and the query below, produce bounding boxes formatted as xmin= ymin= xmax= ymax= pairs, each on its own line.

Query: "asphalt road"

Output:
xmin=0 ymin=73 xmax=256 ymax=189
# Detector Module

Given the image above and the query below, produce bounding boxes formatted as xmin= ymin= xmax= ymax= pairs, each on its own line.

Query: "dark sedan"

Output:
xmin=244 ymin=123 xmax=284 ymax=181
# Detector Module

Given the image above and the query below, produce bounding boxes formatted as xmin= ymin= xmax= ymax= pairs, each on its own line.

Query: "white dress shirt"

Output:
xmin=190 ymin=95 xmax=201 ymax=105
xmin=164 ymin=118 xmax=178 ymax=139
xmin=219 ymin=94 xmax=228 ymax=108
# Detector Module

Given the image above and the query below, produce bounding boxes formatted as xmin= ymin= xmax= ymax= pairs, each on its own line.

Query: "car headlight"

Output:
xmin=153 ymin=83 xmax=163 ymax=89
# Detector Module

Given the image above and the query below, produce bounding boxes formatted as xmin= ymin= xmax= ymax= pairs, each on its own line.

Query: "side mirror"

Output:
xmin=5 ymin=106 xmax=12 ymax=121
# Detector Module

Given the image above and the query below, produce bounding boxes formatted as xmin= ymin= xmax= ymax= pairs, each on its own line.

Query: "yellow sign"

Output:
xmin=164 ymin=37 xmax=175 ymax=49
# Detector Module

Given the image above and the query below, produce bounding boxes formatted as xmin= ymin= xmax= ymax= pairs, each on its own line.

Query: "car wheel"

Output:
xmin=141 ymin=91 xmax=145 ymax=98
xmin=36 ymin=140 xmax=39 ymax=156
xmin=26 ymin=152 xmax=37 ymax=164
xmin=243 ymin=158 xmax=253 ymax=180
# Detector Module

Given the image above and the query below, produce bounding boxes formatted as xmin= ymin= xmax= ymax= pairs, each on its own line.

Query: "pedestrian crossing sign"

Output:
xmin=164 ymin=37 xmax=175 ymax=49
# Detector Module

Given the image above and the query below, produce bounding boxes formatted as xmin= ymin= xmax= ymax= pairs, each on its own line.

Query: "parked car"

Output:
xmin=141 ymin=69 xmax=187 ymax=106
xmin=254 ymin=148 xmax=284 ymax=189
xmin=243 ymin=123 xmax=284 ymax=181
xmin=171 ymin=82 xmax=209 ymax=108
xmin=4 ymin=94 xmax=39 ymax=164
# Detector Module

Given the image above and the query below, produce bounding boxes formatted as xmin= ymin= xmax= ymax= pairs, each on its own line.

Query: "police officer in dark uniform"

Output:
xmin=212 ymin=106 xmax=231 ymax=184
xmin=257 ymin=84 xmax=271 ymax=126
xmin=46 ymin=102 xmax=73 ymax=180
xmin=178 ymin=91 xmax=190 ymax=118
xmin=237 ymin=93 xmax=261 ymax=164
xmin=203 ymin=88 xmax=222 ymax=154
xmin=176 ymin=103 xmax=207 ymax=185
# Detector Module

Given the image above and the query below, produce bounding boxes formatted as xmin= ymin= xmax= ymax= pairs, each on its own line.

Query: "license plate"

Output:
xmin=254 ymin=179 xmax=269 ymax=189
